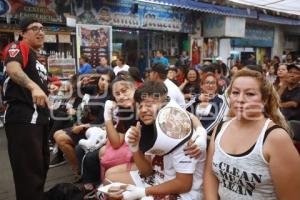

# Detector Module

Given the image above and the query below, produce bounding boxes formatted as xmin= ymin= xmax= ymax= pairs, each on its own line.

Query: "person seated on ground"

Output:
xmin=49 ymin=74 xmax=83 ymax=167
xmin=75 ymin=70 xmax=115 ymax=192
xmin=179 ymin=68 xmax=200 ymax=102
xmin=79 ymin=73 xmax=103 ymax=96
xmin=99 ymin=74 xmax=138 ymax=178
xmin=186 ymin=72 xmax=227 ymax=136
xmin=53 ymin=71 xmax=114 ymax=180
xmin=103 ymin=80 xmax=207 ymax=200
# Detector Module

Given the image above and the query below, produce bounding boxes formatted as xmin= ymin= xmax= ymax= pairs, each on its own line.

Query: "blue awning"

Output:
xmin=258 ymin=14 xmax=300 ymax=26
xmin=138 ymin=0 xmax=257 ymax=18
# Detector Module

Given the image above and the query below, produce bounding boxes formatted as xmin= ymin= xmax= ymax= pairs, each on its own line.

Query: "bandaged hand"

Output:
xmin=193 ymin=126 xmax=207 ymax=150
xmin=184 ymin=126 xmax=207 ymax=158
xmin=122 ymin=185 xmax=146 ymax=200
xmin=104 ymin=100 xmax=116 ymax=122
xmin=125 ymin=122 xmax=141 ymax=152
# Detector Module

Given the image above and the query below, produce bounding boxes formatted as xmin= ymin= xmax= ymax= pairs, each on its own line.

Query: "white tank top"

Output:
xmin=212 ymin=118 xmax=277 ymax=200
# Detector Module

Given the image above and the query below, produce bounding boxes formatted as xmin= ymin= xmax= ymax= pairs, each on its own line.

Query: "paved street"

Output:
xmin=0 ymin=128 xmax=74 ymax=200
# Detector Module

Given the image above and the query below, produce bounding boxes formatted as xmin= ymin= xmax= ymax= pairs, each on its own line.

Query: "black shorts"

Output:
xmin=64 ymin=127 xmax=87 ymax=144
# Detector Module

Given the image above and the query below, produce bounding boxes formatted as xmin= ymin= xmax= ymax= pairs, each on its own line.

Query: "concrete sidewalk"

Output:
xmin=0 ymin=128 xmax=74 ymax=200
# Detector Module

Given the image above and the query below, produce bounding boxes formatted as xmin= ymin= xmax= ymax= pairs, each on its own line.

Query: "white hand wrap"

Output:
xmin=122 ymin=185 xmax=146 ymax=200
xmin=104 ymin=100 xmax=116 ymax=122
xmin=125 ymin=128 xmax=139 ymax=152
xmin=192 ymin=126 xmax=207 ymax=151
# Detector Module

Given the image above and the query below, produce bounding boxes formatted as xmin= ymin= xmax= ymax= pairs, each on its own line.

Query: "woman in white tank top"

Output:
xmin=204 ymin=69 xmax=300 ymax=200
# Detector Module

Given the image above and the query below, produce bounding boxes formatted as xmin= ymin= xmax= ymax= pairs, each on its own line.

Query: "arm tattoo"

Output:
xmin=10 ymin=69 xmax=34 ymax=90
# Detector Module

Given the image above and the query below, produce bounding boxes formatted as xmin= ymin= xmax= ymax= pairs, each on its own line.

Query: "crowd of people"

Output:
xmin=2 ymin=17 xmax=300 ymax=200
xmin=51 ymin=52 xmax=300 ymax=200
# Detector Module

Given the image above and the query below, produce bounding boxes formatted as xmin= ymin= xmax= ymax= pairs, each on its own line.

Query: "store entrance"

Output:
xmin=112 ymin=29 xmax=138 ymax=67
xmin=112 ymin=28 xmax=188 ymax=69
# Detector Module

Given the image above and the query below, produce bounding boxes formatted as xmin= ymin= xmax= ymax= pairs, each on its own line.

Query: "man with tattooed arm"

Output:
xmin=2 ymin=17 xmax=49 ymax=200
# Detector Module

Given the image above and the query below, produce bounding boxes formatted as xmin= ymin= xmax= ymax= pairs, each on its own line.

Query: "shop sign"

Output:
xmin=231 ymin=23 xmax=274 ymax=47
xmin=0 ymin=0 xmax=9 ymax=15
xmin=7 ymin=0 xmax=64 ymax=24
xmin=58 ymin=34 xmax=71 ymax=43
xmin=74 ymin=0 xmax=195 ymax=33
xmin=76 ymin=24 xmax=112 ymax=69
xmin=44 ymin=34 xmax=56 ymax=43
xmin=48 ymin=58 xmax=76 ymax=79
xmin=203 ymin=15 xmax=245 ymax=38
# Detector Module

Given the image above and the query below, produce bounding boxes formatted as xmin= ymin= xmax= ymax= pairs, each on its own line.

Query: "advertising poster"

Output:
xmin=48 ymin=58 xmax=76 ymax=79
xmin=203 ymin=38 xmax=219 ymax=59
xmin=191 ymin=38 xmax=202 ymax=66
xmin=76 ymin=24 xmax=112 ymax=69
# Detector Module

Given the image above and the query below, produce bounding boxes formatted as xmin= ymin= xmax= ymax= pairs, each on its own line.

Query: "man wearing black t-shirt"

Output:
xmin=2 ymin=17 xmax=49 ymax=200
xmin=280 ymin=64 xmax=300 ymax=121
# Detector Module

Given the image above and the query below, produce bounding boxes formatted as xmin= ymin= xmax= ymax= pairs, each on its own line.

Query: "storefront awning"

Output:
xmin=138 ymin=0 xmax=257 ymax=18
xmin=258 ymin=13 xmax=300 ymax=26
xmin=229 ymin=0 xmax=300 ymax=16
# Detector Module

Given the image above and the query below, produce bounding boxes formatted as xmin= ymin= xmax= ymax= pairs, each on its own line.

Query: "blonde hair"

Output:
xmin=227 ymin=69 xmax=291 ymax=135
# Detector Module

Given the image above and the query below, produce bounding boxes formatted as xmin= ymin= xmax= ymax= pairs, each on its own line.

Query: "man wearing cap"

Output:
xmin=279 ymin=64 xmax=300 ymax=121
xmin=2 ymin=17 xmax=49 ymax=200
xmin=149 ymin=62 xmax=185 ymax=108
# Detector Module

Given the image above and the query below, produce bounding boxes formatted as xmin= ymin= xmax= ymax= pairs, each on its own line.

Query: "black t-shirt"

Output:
xmin=116 ymin=107 xmax=137 ymax=133
xmin=3 ymin=41 xmax=49 ymax=125
xmin=139 ymin=123 xmax=156 ymax=153
xmin=280 ymin=84 xmax=300 ymax=121
xmin=87 ymin=94 xmax=111 ymax=125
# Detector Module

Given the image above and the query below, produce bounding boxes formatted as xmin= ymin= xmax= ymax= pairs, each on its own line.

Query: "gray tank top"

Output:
xmin=212 ymin=118 xmax=277 ymax=200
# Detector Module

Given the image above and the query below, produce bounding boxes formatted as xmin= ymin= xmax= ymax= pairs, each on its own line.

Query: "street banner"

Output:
xmin=74 ymin=0 xmax=195 ymax=33
xmin=76 ymin=24 xmax=112 ymax=69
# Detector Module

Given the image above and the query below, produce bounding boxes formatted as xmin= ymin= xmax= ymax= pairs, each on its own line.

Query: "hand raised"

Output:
xmin=126 ymin=122 xmax=142 ymax=152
